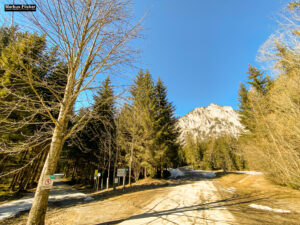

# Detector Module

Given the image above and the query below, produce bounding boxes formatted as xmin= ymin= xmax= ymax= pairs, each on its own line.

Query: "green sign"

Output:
xmin=125 ymin=168 xmax=129 ymax=172
xmin=50 ymin=175 xmax=55 ymax=180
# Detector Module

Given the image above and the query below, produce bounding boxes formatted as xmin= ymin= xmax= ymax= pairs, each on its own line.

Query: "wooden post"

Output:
xmin=97 ymin=176 xmax=100 ymax=191
xmin=122 ymin=175 xmax=125 ymax=188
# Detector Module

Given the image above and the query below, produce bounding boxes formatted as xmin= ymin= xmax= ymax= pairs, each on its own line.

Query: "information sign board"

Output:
xmin=117 ymin=168 xmax=126 ymax=177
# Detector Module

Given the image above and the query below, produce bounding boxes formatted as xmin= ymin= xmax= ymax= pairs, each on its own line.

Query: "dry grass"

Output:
xmin=213 ymin=173 xmax=300 ymax=225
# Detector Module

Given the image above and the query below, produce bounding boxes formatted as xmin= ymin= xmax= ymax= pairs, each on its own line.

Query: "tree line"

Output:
xmin=0 ymin=26 xmax=179 ymax=195
xmin=62 ymin=70 xmax=179 ymax=188
xmin=238 ymin=2 xmax=300 ymax=189
xmin=179 ymin=134 xmax=245 ymax=172
xmin=0 ymin=26 xmax=67 ymax=192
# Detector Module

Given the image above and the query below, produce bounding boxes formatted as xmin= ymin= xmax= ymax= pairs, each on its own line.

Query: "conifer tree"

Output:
xmin=238 ymin=83 xmax=253 ymax=131
xmin=93 ymin=76 xmax=116 ymax=188
xmin=0 ymin=26 xmax=67 ymax=191
xmin=153 ymin=77 xmax=179 ymax=175
xmin=129 ymin=69 xmax=157 ymax=177
xmin=246 ymin=65 xmax=273 ymax=95
xmin=67 ymin=76 xmax=116 ymax=186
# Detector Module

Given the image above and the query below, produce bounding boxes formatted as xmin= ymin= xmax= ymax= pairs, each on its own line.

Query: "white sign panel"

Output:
xmin=41 ymin=175 xmax=54 ymax=189
xmin=117 ymin=168 xmax=126 ymax=177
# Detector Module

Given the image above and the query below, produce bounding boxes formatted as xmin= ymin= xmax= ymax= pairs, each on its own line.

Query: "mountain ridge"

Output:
xmin=177 ymin=103 xmax=245 ymax=144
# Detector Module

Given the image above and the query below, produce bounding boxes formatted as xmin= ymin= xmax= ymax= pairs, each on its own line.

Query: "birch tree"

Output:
xmin=1 ymin=0 xmax=141 ymax=224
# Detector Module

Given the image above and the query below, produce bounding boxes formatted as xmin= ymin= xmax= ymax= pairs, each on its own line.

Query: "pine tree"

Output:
xmin=153 ymin=77 xmax=179 ymax=175
xmin=246 ymin=65 xmax=273 ymax=95
xmin=238 ymin=83 xmax=253 ymax=131
xmin=66 ymin=76 xmax=116 ymax=186
xmin=93 ymin=76 xmax=116 ymax=189
xmin=0 ymin=26 xmax=67 ymax=192
xmin=129 ymin=69 xmax=157 ymax=177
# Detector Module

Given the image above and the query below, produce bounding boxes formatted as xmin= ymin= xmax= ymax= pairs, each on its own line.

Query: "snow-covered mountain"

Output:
xmin=177 ymin=104 xmax=245 ymax=144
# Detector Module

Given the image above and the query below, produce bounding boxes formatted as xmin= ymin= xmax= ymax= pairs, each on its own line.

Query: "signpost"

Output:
xmin=117 ymin=168 xmax=126 ymax=177
xmin=96 ymin=172 xmax=101 ymax=191
xmin=41 ymin=175 xmax=54 ymax=190
xmin=94 ymin=170 xmax=100 ymax=192
xmin=117 ymin=168 xmax=126 ymax=188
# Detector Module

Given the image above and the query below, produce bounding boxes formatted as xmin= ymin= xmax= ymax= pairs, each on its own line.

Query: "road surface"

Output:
xmin=72 ymin=168 xmax=235 ymax=225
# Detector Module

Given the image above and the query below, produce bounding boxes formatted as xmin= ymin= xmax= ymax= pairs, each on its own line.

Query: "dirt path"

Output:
xmin=118 ymin=180 xmax=235 ymax=225
xmin=55 ymin=170 xmax=235 ymax=225
xmin=3 ymin=169 xmax=299 ymax=225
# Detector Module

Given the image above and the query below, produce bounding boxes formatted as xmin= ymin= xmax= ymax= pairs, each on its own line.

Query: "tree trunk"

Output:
xmin=129 ymin=136 xmax=134 ymax=186
xmin=26 ymin=120 xmax=67 ymax=225
xmin=113 ymin=145 xmax=119 ymax=190
xmin=107 ymin=137 xmax=111 ymax=190
xmin=100 ymin=174 xmax=103 ymax=190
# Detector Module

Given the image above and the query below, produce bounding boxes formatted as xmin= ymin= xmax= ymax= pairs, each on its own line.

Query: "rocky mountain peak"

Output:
xmin=177 ymin=104 xmax=245 ymax=144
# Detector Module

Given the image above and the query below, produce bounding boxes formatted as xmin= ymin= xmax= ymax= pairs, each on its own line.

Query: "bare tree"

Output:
xmin=1 ymin=0 xmax=141 ymax=224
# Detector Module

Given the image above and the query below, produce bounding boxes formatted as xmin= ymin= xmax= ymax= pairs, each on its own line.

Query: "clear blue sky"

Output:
xmin=131 ymin=0 xmax=290 ymax=117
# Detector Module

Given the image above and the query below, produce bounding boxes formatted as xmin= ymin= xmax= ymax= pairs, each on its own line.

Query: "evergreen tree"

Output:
xmin=153 ymin=77 xmax=179 ymax=175
xmin=93 ymin=76 xmax=116 ymax=188
xmin=66 ymin=76 xmax=116 ymax=186
xmin=129 ymin=69 xmax=157 ymax=177
xmin=238 ymin=83 xmax=253 ymax=131
xmin=246 ymin=65 xmax=273 ymax=95
xmin=0 ymin=26 xmax=67 ymax=191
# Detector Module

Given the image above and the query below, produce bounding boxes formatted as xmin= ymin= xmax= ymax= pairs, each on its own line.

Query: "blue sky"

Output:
xmin=131 ymin=0 xmax=290 ymax=117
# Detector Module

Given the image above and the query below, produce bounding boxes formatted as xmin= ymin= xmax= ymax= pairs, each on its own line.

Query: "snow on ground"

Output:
xmin=249 ymin=204 xmax=291 ymax=213
xmin=168 ymin=168 xmax=184 ymax=178
xmin=0 ymin=181 xmax=93 ymax=220
xmin=235 ymin=171 xmax=263 ymax=175
xmin=194 ymin=170 xmax=216 ymax=178
xmin=201 ymin=172 xmax=216 ymax=178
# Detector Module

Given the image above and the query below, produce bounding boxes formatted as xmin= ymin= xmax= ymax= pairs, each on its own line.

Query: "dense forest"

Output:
xmin=0 ymin=26 xmax=179 ymax=192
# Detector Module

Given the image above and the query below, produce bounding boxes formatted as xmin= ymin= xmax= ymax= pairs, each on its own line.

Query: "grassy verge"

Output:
xmin=213 ymin=173 xmax=300 ymax=225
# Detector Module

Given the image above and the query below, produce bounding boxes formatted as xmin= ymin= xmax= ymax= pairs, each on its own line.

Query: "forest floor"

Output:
xmin=1 ymin=169 xmax=300 ymax=225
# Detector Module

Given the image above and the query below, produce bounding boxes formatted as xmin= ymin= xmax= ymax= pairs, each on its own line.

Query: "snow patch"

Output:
xmin=249 ymin=204 xmax=291 ymax=213
xmin=84 ymin=196 xmax=94 ymax=201
xmin=235 ymin=171 xmax=263 ymax=175
xmin=0 ymin=212 xmax=13 ymax=220
xmin=202 ymin=172 xmax=216 ymax=178
xmin=193 ymin=170 xmax=216 ymax=178
xmin=168 ymin=169 xmax=184 ymax=178
xmin=226 ymin=187 xmax=236 ymax=192
xmin=48 ymin=192 xmax=92 ymax=202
